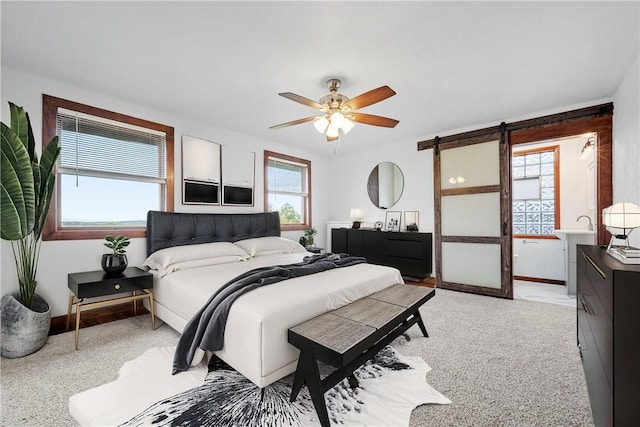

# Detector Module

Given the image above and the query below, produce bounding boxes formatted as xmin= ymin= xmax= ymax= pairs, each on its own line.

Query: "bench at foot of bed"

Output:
xmin=287 ymin=283 xmax=435 ymax=427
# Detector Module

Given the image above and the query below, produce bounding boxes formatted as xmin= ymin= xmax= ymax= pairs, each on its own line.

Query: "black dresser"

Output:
xmin=576 ymin=245 xmax=640 ymax=426
xmin=331 ymin=228 xmax=432 ymax=279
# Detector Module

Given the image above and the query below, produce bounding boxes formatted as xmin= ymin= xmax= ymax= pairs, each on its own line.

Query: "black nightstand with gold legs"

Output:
xmin=67 ymin=267 xmax=155 ymax=350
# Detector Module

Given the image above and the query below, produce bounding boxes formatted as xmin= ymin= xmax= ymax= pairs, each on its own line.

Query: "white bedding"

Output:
xmin=150 ymin=252 xmax=404 ymax=388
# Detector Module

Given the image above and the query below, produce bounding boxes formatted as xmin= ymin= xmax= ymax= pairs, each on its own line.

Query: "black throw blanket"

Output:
xmin=172 ymin=253 xmax=366 ymax=374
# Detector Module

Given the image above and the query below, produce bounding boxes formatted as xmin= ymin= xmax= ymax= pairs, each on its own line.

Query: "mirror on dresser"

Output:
xmin=367 ymin=162 xmax=404 ymax=209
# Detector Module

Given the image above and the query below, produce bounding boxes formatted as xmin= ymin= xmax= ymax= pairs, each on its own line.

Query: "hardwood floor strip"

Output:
xmin=49 ymin=300 xmax=149 ymax=336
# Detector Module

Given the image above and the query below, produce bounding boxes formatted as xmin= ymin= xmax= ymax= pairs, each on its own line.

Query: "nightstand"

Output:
xmin=306 ymin=246 xmax=324 ymax=254
xmin=67 ymin=267 xmax=155 ymax=350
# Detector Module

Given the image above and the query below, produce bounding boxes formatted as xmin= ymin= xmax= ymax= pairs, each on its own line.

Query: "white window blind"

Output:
xmin=57 ymin=108 xmax=166 ymax=183
xmin=267 ymin=158 xmax=307 ymax=195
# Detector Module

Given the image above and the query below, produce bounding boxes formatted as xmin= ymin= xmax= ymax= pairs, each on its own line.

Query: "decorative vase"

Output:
xmin=306 ymin=236 xmax=314 ymax=247
xmin=101 ymin=254 xmax=128 ymax=275
xmin=1 ymin=292 xmax=51 ymax=358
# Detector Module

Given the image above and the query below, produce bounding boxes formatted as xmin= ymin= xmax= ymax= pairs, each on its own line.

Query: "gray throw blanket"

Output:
xmin=172 ymin=253 xmax=367 ymax=374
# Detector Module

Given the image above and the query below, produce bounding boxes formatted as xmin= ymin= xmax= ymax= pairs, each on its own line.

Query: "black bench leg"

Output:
xmin=416 ymin=311 xmax=429 ymax=338
xmin=292 ymin=352 xmax=330 ymax=427
xmin=348 ymin=375 xmax=359 ymax=389
xmin=290 ymin=353 xmax=307 ymax=402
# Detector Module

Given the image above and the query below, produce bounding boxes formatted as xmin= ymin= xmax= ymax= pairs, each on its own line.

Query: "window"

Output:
xmin=263 ymin=150 xmax=311 ymax=231
xmin=512 ymin=145 xmax=559 ymax=237
xmin=42 ymin=95 xmax=174 ymax=240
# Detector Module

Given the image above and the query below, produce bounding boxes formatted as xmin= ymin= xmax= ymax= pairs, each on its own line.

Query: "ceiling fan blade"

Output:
xmin=269 ymin=116 xmax=319 ymax=130
xmin=279 ymin=92 xmax=325 ymax=110
xmin=350 ymin=113 xmax=399 ymax=128
xmin=342 ymin=86 xmax=396 ymax=111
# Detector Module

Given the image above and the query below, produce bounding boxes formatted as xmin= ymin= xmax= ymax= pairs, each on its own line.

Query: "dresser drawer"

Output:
xmin=583 ymin=290 xmax=613 ymax=391
xmin=583 ymin=253 xmax=612 ymax=319
xmin=68 ymin=268 xmax=153 ymax=299
xmin=579 ymin=311 xmax=613 ymax=427
xmin=387 ymin=256 xmax=423 ymax=278
xmin=387 ymin=239 xmax=423 ymax=259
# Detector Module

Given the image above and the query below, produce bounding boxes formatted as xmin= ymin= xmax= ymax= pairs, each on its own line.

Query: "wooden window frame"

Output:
xmin=42 ymin=94 xmax=174 ymax=241
xmin=512 ymin=145 xmax=560 ymax=239
xmin=263 ymin=150 xmax=312 ymax=231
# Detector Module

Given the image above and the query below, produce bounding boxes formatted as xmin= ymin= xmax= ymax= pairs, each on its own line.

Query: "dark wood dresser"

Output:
xmin=576 ymin=245 xmax=640 ymax=426
xmin=331 ymin=228 xmax=432 ymax=279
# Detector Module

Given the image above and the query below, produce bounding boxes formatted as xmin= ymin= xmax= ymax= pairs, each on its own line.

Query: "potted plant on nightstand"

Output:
xmin=102 ymin=235 xmax=130 ymax=275
xmin=1 ymin=102 xmax=60 ymax=358
xmin=304 ymin=227 xmax=318 ymax=247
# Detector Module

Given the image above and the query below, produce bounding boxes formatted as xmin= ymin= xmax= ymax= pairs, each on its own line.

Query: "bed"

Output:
xmin=144 ymin=210 xmax=404 ymax=388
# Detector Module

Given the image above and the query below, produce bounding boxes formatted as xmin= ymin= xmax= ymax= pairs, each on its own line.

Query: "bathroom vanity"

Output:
xmin=554 ymin=229 xmax=595 ymax=294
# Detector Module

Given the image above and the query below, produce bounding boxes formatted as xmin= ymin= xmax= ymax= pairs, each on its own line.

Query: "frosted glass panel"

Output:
xmin=442 ymin=242 xmax=501 ymax=288
xmin=441 ymin=140 xmax=499 ymax=189
xmin=441 ymin=193 xmax=501 ymax=237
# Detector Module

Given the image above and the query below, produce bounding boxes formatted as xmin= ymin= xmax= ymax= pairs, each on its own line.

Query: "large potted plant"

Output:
xmin=1 ymin=102 xmax=60 ymax=358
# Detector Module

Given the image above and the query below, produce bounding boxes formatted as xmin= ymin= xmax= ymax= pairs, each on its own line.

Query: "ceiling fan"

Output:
xmin=270 ymin=79 xmax=399 ymax=142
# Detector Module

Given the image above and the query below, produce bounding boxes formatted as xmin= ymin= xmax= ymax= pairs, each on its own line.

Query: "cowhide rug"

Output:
xmin=70 ymin=345 xmax=450 ymax=427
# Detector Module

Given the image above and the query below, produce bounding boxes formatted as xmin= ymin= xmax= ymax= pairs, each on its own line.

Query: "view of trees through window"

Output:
xmin=268 ymin=202 xmax=301 ymax=224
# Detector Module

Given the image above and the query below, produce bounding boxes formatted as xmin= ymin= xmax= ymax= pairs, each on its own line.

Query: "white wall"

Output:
xmin=326 ymin=139 xmax=434 ymax=233
xmin=612 ymin=55 xmax=640 ymax=249
xmin=0 ymin=67 xmax=331 ymax=317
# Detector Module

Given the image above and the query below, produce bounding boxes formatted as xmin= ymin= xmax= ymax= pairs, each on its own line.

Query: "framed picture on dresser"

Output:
xmin=385 ymin=211 xmax=401 ymax=232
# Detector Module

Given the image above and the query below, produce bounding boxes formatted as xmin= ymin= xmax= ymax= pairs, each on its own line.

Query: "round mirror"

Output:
xmin=367 ymin=162 xmax=404 ymax=209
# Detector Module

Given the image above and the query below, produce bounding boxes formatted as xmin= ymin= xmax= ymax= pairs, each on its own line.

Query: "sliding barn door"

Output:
xmin=434 ymin=132 xmax=512 ymax=298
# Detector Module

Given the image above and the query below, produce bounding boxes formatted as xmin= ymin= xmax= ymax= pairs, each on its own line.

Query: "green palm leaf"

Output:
xmin=1 ymin=122 xmax=35 ymax=240
xmin=34 ymin=137 xmax=59 ymax=240
xmin=9 ymin=103 xmax=30 ymax=157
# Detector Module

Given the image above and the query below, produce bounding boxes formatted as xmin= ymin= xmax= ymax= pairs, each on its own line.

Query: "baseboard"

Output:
xmin=404 ymin=276 xmax=436 ymax=288
xmin=49 ymin=300 xmax=149 ymax=336
xmin=514 ymin=275 xmax=565 ymax=286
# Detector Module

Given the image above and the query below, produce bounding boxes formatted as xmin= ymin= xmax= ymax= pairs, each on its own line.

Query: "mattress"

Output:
xmin=150 ymin=253 xmax=404 ymax=388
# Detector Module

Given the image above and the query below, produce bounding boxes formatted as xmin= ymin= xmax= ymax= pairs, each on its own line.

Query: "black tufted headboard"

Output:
xmin=146 ymin=211 xmax=281 ymax=256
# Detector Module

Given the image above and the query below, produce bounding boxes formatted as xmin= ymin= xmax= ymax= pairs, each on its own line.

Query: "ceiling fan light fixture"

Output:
xmin=330 ymin=111 xmax=345 ymax=128
xmin=313 ymin=116 xmax=329 ymax=134
xmin=341 ymin=118 xmax=355 ymax=134
xmin=270 ymin=78 xmax=399 ymax=145
xmin=326 ymin=124 xmax=339 ymax=138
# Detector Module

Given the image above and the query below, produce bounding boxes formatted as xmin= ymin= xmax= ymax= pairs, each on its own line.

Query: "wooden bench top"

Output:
xmin=289 ymin=284 xmax=434 ymax=359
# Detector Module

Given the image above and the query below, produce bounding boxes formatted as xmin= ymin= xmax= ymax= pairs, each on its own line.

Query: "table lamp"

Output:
xmin=602 ymin=202 xmax=640 ymax=260
xmin=350 ymin=208 xmax=363 ymax=229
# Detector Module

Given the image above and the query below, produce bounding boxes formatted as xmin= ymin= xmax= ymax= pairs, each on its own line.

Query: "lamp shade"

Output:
xmin=341 ymin=118 xmax=355 ymax=134
xmin=602 ymin=203 xmax=640 ymax=229
xmin=325 ymin=124 xmax=339 ymax=138
xmin=350 ymin=208 xmax=363 ymax=220
xmin=314 ymin=116 xmax=329 ymax=134
xmin=331 ymin=111 xmax=345 ymax=128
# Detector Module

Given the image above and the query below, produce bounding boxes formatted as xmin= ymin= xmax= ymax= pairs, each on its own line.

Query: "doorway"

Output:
xmin=420 ymin=103 xmax=613 ymax=299
xmin=511 ymin=134 xmax=597 ymax=304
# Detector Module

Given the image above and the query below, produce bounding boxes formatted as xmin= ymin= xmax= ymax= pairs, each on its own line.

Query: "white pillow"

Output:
xmin=233 ymin=236 xmax=307 ymax=257
xmin=144 ymin=242 xmax=250 ymax=271
xmin=155 ymin=255 xmax=247 ymax=278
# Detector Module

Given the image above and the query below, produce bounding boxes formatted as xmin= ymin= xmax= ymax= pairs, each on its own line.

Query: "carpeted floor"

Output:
xmin=1 ymin=288 xmax=593 ymax=426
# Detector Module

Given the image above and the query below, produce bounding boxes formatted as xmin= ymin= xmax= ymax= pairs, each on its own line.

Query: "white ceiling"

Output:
xmin=2 ymin=1 xmax=638 ymax=154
